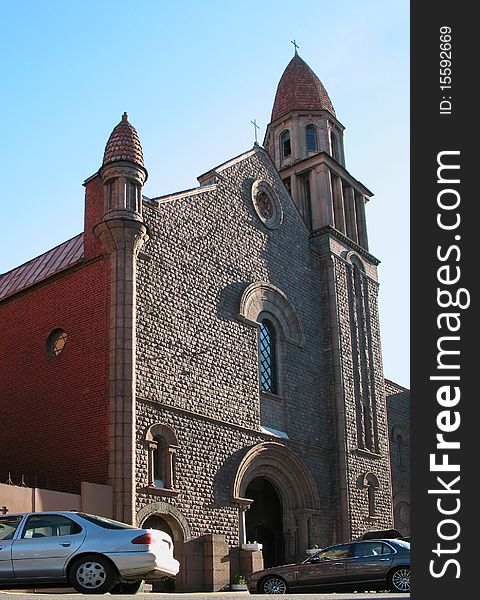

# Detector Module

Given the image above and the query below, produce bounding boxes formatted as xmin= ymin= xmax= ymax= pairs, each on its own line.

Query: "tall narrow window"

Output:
xmin=298 ymin=172 xmax=312 ymax=229
xmin=280 ymin=131 xmax=291 ymax=158
xmin=152 ymin=437 xmax=166 ymax=488
xmin=306 ymin=125 xmax=317 ymax=151
xmin=126 ymin=180 xmax=139 ymax=212
xmin=396 ymin=435 xmax=404 ymax=467
xmin=331 ymin=133 xmax=339 ymax=161
xmin=259 ymin=319 xmax=278 ymax=394
xmin=363 ymin=402 xmax=373 ymax=451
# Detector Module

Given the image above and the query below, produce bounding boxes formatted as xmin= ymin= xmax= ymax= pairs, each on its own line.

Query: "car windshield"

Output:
xmin=394 ymin=539 xmax=410 ymax=549
xmin=76 ymin=513 xmax=137 ymax=530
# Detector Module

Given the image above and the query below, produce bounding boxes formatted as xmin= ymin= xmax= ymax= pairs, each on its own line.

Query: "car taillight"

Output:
xmin=131 ymin=533 xmax=157 ymax=545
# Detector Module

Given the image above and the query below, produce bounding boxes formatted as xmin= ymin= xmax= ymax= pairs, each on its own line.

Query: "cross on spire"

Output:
xmin=251 ymin=119 xmax=260 ymax=145
xmin=291 ymin=38 xmax=299 ymax=54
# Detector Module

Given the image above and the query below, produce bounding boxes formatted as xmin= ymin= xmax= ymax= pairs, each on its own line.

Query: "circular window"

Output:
xmin=46 ymin=329 xmax=67 ymax=357
xmin=251 ymin=180 xmax=283 ymax=229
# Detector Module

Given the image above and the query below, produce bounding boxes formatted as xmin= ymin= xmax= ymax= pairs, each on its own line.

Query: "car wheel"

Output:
xmin=260 ymin=575 xmax=288 ymax=594
xmin=69 ymin=554 xmax=117 ymax=594
xmin=388 ymin=566 xmax=410 ymax=592
xmin=110 ymin=580 xmax=144 ymax=594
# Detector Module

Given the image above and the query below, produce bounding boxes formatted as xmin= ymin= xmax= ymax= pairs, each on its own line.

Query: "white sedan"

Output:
xmin=0 ymin=511 xmax=179 ymax=594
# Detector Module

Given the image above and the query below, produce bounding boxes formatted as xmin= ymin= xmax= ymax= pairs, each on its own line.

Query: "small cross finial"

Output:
xmin=291 ymin=39 xmax=299 ymax=54
xmin=251 ymin=119 xmax=260 ymax=145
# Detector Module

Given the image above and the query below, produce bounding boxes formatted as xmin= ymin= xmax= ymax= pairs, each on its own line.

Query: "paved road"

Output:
xmin=0 ymin=593 xmax=409 ymax=600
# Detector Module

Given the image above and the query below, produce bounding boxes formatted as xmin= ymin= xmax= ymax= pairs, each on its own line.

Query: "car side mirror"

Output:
xmin=308 ymin=557 xmax=321 ymax=563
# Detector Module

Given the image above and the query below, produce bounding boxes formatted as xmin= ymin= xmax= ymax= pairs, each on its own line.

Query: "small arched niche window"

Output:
xmin=259 ymin=318 xmax=278 ymax=394
xmin=363 ymin=472 xmax=380 ymax=518
xmin=145 ymin=424 xmax=179 ymax=492
xmin=280 ymin=130 xmax=291 ymax=158
xmin=306 ymin=125 xmax=317 ymax=151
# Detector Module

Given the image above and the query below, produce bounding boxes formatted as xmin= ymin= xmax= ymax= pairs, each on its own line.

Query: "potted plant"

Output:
xmin=231 ymin=574 xmax=247 ymax=591
xmin=242 ymin=540 xmax=263 ymax=551
xmin=306 ymin=543 xmax=320 ymax=555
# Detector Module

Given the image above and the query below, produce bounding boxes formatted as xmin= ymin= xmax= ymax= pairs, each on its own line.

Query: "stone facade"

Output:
xmin=386 ymin=379 xmax=411 ymax=536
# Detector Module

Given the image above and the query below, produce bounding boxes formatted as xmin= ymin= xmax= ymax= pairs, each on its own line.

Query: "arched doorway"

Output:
xmin=232 ymin=442 xmax=321 ymax=563
xmin=142 ymin=514 xmax=176 ymax=591
xmin=137 ymin=503 xmax=191 ymax=592
xmin=245 ymin=477 xmax=284 ymax=567
xmin=143 ymin=514 xmax=174 ymax=539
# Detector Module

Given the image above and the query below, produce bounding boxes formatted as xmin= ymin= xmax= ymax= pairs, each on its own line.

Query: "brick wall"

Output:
xmin=0 ymin=257 xmax=110 ymax=492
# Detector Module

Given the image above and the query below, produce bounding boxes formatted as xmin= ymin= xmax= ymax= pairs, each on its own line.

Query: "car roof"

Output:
xmin=1 ymin=511 xmax=80 ymax=517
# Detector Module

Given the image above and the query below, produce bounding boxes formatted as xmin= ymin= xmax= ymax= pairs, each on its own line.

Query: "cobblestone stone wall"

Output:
xmin=134 ymin=147 xmax=337 ymax=552
xmin=386 ymin=379 xmax=410 ymax=536
xmin=133 ymin=145 xmax=395 ymax=556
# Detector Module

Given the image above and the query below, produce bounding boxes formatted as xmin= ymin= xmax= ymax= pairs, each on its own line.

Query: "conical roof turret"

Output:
xmin=271 ymin=53 xmax=335 ymax=121
xmin=103 ymin=112 xmax=144 ymax=167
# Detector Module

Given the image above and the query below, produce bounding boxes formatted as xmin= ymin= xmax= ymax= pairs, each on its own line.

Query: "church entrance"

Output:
xmin=245 ymin=477 xmax=284 ymax=567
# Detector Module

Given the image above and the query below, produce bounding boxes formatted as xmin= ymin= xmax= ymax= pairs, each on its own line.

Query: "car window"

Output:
xmin=317 ymin=544 xmax=352 ymax=560
xmin=22 ymin=515 xmax=82 ymax=538
xmin=0 ymin=516 xmax=23 ymax=540
xmin=353 ymin=542 xmax=393 ymax=557
xmin=77 ymin=513 xmax=137 ymax=530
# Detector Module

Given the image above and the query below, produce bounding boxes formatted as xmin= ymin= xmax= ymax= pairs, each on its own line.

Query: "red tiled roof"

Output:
xmin=271 ymin=53 xmax=335 ymax=121
xmin=103 ymin=112 xmax=144 ymax=167
xmin=0 ymin=234 xmax=84 ymax=301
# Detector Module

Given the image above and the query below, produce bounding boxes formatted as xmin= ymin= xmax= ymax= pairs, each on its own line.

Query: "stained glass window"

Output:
xmin=46 ymin=329 xmax=67 ymax=357
xmin=259 ymin=319 xmax=278 ymax=394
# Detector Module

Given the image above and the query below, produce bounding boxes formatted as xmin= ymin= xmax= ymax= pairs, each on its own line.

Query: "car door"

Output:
xmin=0 ymin=516 xmax=24 ymax=579
xmin=12 ymin=514 xmax=86 ymax=580
xmin=347 ymin=541 xmax=395 ymax=584
xmin=295 ymin=544 xmax=352 ymax=589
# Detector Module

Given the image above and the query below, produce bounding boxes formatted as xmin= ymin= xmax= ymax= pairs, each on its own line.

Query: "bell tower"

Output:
xmin=265 ymin=53 xmax=393 ymax=540
xmin=264 ymin=52 xmax=370 ymax=250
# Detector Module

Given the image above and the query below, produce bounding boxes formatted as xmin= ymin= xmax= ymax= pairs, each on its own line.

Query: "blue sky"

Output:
xmin=0 ymin=0 xmax=409 ymax=386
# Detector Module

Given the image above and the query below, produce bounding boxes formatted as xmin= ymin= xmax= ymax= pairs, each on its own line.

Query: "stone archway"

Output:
xmin=232 ymin=442 xmax=320 ymax=562
xmin=137 ymin=502 xmax=191 ymax=591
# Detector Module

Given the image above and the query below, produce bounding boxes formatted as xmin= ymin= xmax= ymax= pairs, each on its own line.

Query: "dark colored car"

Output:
xmin=246 ymin=538 xmax=410 ymax=594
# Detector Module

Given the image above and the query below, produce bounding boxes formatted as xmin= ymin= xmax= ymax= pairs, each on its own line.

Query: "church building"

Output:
xmin=0 ymin=51 xmax=409 ymax=591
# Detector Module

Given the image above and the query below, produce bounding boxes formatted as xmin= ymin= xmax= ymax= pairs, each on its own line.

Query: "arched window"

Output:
xmin=259 ymin=319 xmax=278 ymax=394
xmin=145 ymin=424 xmax=180 ymax=492
xmin=280 ymin=130 xmax=291 ymax=158
xmin=306 ymin=125 xmax=317 ymax=151
xmin=350 ymin=255 xmax=377 ymax=453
